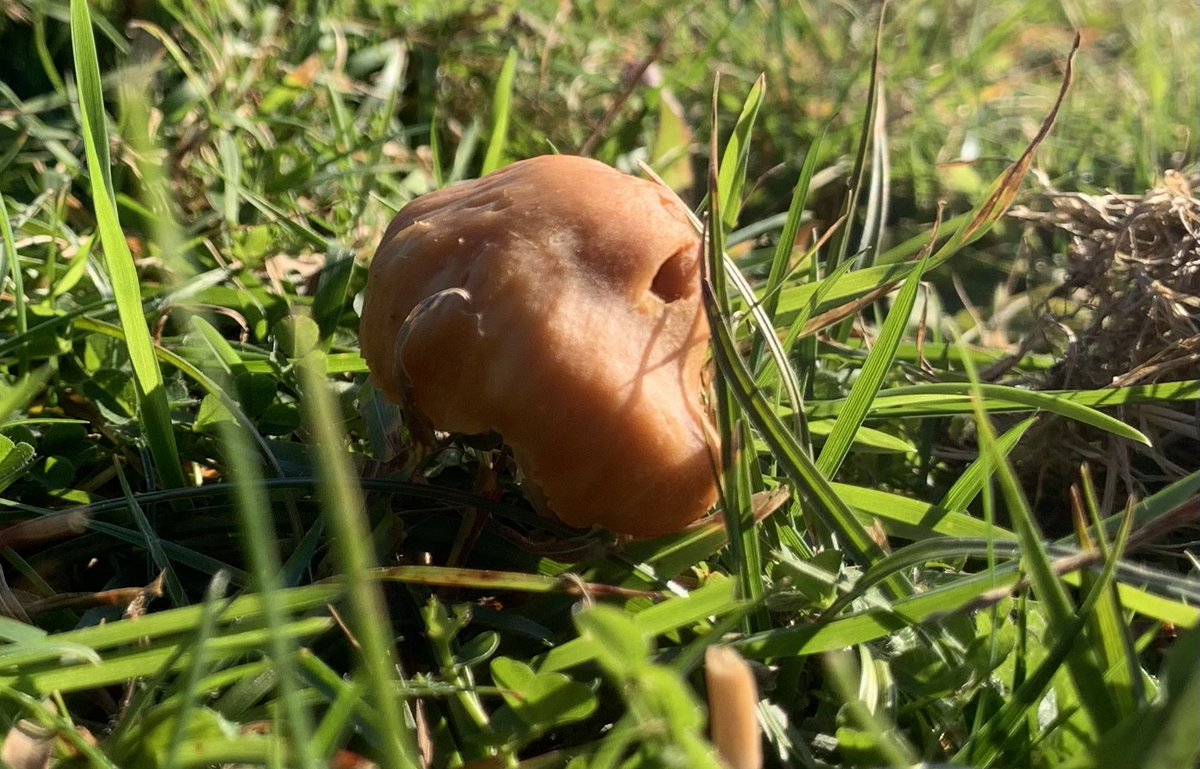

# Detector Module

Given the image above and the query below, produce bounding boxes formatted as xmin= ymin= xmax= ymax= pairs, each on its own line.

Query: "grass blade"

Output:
xmin=70 ymin=0 xmax=185 ymax=490
xmin=826 ymin=3 xmax=887 ymax=273
xmin=707 ymin=89 xmax=767 ymax=629
xmin=1074 ymin=484 xmax=1143 ymax=718
xmin=220 ymin=415 xmax=319 ymax=769
xmin=481 ymin=48 xmax=518 ymax=175
xmin=815 ymin=210 xmax=940 ymax=478
xmin=703 ymin=250 xmax=904 ymax=590
xmin=0 ymin=195 xmax=28 ymax=374
xmin=297 ymin=348 xmax=420 ymax=768
xmin=956 ymin=328 xmax=1119 ymax=738
xmin=939 ymin=416 xmax=1037 ymax=512
xmin=803 ymin=381 xmax=1158 ymax=444
xmin=753 ymin=131 xmax=825 ymax=363
xmin=716 ymin=73 xmax=766 ymax=230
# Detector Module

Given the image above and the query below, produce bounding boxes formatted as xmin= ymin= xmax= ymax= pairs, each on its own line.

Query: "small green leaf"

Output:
xmin=194 ymin=393 xmax=238 ymax=436
xmin=0 ymin=433 xmax=36 ymax=493
xmin=649 ymin=89 xmax=693 ymax=191
xmin=640 ymin=665 xmax=703 ymax=731
xmin=117 ymin=706 xmax=238 ymax=767
xmin=458 ymin=632 xmax=501 ymax=669
xmin=491 ymin=657 xmax=597 ymax=732
xmin=573 ymin=605 xmax=651 ymax=681
xmin=31 ymin=455 xmax=75 ymax=490
xmin=275 ymin=315 xmax=322 ymax=359
xmin=311 ymin=251 xmax=356 ymax=344
xmin=773 ymin=548 xmax=844 ymax=610
xmin=231 ymin=225 xmax=276 ymax=267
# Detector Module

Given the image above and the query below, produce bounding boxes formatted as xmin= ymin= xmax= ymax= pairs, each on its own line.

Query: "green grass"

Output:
xmin=0 ymin=1 xmax=1197 ymax=768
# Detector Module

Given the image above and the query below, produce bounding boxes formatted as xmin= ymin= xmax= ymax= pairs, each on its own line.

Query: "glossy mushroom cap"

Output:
xmin=358 ymin=155 xmax=718 ymax=536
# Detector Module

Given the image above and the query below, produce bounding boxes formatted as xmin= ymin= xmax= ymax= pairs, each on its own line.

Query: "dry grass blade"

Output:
xmin=797 ymin=32 xmax=1082 ymax=340
xmin=951 ymin=31 xmax=1081 ymax=249
xmin=0 ymin=511 xmax=90 ymax=550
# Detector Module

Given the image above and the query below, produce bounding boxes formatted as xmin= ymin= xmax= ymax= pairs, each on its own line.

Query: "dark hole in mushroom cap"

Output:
xmin=649 ymin=250 xmax=692 ymax=303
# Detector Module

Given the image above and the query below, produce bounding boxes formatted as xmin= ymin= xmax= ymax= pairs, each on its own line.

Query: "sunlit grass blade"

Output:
xmin=715 ymin=73 xmax=765 ymax=230
xmin=816 ymin=210 xmax=940 ymax=478
xmin=753 ymin=131 xmax=825 ymax=362
xmin=939 ymin=416 xmax=1036 ymax=512
xmin=70 ymin=0 xmax=185 ymax=490
xmin=776 ymin=251 xmax=854 ymax=382
xmin=1074 ymin=481 xmax=1143 ymax=719
xmin=831 ymin=483 xmax=1011 ymax=540
xmin=956 ymin=328 xmax=1119 ymax=739
xmin=722 ymin=235 xmax=809 ymax=466
xmin=161 ymin=573 xmax=230 ymax=769
xmin=1 ymin=618 xmax=332 ymax=697
xmin=750 ymin=133 xmax=826 ymax=454
xmin=220 ymin=415 xmax=319 ymax=769
xmin=296 ymin=348 xmax=420 ymax=769
xmin=481 ymin=48 xmax=518 ymax=175
xmin=826 ymin=4 xmax=887 ymax=273
xmin=0 ymin=195 xmax=28 ymax=374
xmin=703 ymin=256 xmax=903 ymax=590
xmin=0 ymin=584 xmax=340 ymax=664
xmin=706 ymin=91 xmax=766 ymax=629
xmin=802 ymin=381 xmax=1159 ymax=444
xmin=802 ymin=420 xmax=914 ymax=453
xmin=534 ymin=578 xmax=738 ymax=673
xmin=856 ymin=75 xmax=890 ymax=276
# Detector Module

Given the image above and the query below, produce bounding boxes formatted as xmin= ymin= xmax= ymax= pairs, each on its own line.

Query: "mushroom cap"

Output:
xmin=359 ymin=155 xmax=717 ymax=536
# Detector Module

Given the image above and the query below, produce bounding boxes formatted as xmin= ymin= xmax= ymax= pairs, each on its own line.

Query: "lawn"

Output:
xmin=0 ymin=1 xmax=1197 ymax=768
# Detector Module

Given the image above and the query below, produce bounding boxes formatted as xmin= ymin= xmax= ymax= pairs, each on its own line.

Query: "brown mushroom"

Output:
xmin=358 ymin=155 xmax=717 ymax=536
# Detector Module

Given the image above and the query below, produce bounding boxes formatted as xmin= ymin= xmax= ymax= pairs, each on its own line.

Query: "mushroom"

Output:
xmin=358 ymin=155 xmax=717 ymax=536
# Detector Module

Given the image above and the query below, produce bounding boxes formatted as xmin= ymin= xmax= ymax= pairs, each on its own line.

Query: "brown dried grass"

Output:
xmin=1009 ymin=169 xmax=1199 ymax=519
xmin=1013 ymin=169 xmax=1198 ymax=390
